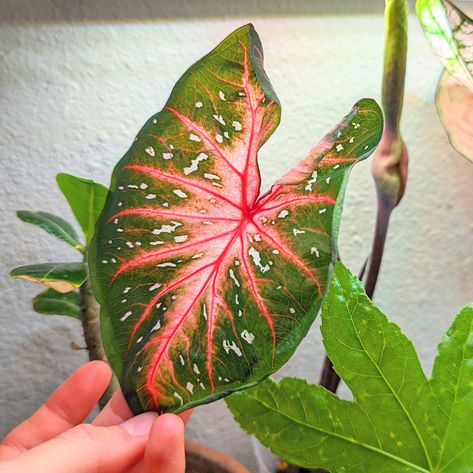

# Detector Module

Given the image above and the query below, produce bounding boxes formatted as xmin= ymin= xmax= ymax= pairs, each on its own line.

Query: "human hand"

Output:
xmin=0 ymin=361 xmax=192 ymax=473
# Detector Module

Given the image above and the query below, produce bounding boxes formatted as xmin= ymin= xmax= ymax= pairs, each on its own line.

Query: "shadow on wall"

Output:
xmin=0 ymin=0 xmax=392 ymax=25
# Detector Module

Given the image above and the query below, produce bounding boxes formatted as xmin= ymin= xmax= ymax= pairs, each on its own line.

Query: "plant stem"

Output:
xmin=319 ymin=200 xmax=392 ymax=395
xmin=79 ymin=277 xmax=118 ymax=408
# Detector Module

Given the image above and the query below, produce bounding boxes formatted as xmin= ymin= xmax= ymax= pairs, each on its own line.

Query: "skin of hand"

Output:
xmin=0 ymin=361 xmax=192 ymax=473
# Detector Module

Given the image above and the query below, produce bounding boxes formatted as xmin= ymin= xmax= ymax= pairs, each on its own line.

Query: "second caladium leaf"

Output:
xmin=89 ymin=24 xmax=383 ymax=414
xmin=417 ymin=0 xmax=473 ymax=91
xmin=436 ymin=70 xmax=473 ymax=162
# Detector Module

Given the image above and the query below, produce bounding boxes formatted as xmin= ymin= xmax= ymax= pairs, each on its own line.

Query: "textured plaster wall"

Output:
xmin=1 ymin=1 xmax=473 ymax=471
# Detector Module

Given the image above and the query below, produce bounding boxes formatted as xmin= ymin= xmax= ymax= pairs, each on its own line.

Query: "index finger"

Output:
xmin=93 ymin=389 xmax=133 ymax=426
xmin=93 ymin=389 xmax=194 ymax=427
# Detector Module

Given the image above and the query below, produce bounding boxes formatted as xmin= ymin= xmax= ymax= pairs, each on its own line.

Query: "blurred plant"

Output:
xmin=417 ymin=0 xmax=473 ymax=162
xmin=10 ymin=173 xmax=117 ymax=407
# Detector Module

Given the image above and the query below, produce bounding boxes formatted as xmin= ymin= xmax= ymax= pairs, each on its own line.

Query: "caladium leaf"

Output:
xmin=17 ymin=210 xmax=85 ymax=252
xmin=33 ymin=288 xmax=81 ymax=319
xmin=417 ymin=0 xmax=473 ymax=92
xmin=11 ymin=262 xmax=87 ymax=293
xmin=436 ymin=69 xmax=473 ymax=162
xmin=227 ymin=262 xmax=473 ymax=473
xmin=89 ymin=24 xmax=383 ymax=414
xmin=56 ymin=173 xmax=108 ymax=244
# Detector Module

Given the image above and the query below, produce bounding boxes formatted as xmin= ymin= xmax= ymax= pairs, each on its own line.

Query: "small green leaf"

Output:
xmin=56 ymin=173 xmax=108 ymax=244
xmin=33 ymin=288 xmax=81 ymax=319
xmin=417 ymin=0 xmax=473 ymax=92
xmin=17 ymin=210 xmax=85 ymax=252
xmin=11 ymin=262 xmax=87 ymax=293
xmin=227 ymin=262 xmax=473 ymax=472
xmin=436 ymin=69 xmax=473 ymax=162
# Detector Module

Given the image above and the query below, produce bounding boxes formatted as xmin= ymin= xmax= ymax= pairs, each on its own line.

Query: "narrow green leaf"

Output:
xmin=32 ymin=288 xmax=81 ymax=319
xmin=417 ymin=0 xmax=473 ymax=92
xmin=11 ymin=262 xmax=87 ymax=293
xmin=56 ymin=173 xmax=108 ymax=244
xmin=228 ymin=263 xmax=473 ymax=472
xmin=17 ymin=210 xmax=85 ymax=252
xmin=89 ymin=24 xmax=383 ymax=414
xmin=436 ymin=69 xmax=473 ymax=162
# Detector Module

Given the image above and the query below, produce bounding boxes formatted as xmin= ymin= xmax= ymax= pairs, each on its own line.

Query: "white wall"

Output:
xmin=1 ymin=1 xmax=473 ymax=471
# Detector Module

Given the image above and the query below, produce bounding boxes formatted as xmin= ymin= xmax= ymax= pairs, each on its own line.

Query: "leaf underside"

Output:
xmin=89 ymin=24 xmax=383 ymax=414
xmin=227 ymin=262 xmax=473 ymax=473
xmin=11 ymin=262 xmax=87 ymax=293
xmin=33 ymin=288 xmax=81 ymax=319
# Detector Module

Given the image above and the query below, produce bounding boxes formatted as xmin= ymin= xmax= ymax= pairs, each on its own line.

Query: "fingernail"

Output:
xmin=121 ymin=412 xmax=158 ymax=436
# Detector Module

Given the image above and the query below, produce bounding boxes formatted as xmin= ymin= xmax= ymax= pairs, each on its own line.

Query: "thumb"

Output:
xmin=2 ymin=412 xmax=158 ymax=473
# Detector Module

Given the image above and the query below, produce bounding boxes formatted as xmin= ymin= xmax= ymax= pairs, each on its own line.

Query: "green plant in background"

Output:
xmin=228 ymin=262 xmax=473 ymax=473
xmin=10 ymin=173 xmax=117 ymax=407
xmin=417 ymin=0 xmax=473 ymax=162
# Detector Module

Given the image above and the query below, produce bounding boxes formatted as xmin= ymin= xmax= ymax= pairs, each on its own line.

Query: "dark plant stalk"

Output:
xmin=318 ymin=0 xmax=409 ymax=408
xmin=79 ymin=274 xmax=118 ymax=408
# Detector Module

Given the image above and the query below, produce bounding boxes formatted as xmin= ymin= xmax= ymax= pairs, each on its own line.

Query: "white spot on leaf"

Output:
xmin=174 ymin=235 xmax=188 ymax=243
xmin=173 ymin=189 xmax=188 ymax=199
xmin=249 ymin=247 xmax=270 ymax=273
xmin=145 ymin=147 xmax=155 ymax=157
xmin=184 ymin=152 xmax=208 ymax=175
xmin=152 ymin=221 xmax=181 ymax=234
xmin=241 ymin=330 xmax=255 ymax=344
xmin=223 ymin=339 xmax=242 ymax=357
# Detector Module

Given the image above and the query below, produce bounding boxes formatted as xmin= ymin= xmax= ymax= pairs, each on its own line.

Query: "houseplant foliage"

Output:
xmin=417 ymin=0 xmax=473 ymax=161
xmin=89 ymin=24 xmax=383 ymax=415
xmin=10 ymin=173 xmax=117 ymax=406
xmin=228 ymin=262 xmax=473 ymax=473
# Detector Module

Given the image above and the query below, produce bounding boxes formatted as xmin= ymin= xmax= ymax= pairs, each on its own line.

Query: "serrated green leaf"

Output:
xmin=11 ymin=262 xmax=87 ymax=293
xmin=17 ymin=210 xmax=85 ymax=252
xmin=227 ymin=262 xmax=473 ymax=472
xmin=32 ymin=288 xmax=81 ymax=319
xmin=88 ymin=24 xmax=383 ymax=415
xmin=56 ymin=173 xmax=108 ymax=244
xmin=417 ymin=0 xmax=473 ymax=92
xmin=436 ymin=69 xmax=473 ymax=162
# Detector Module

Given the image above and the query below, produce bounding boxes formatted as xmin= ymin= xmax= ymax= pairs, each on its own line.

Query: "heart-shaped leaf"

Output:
xmin=228 ymin=262 xmax=473 ymax=472
xmin=17 ymin=210 xmax=85 ymax=252
xmin=89 ymin=24 xmax=383 ymax=414
xmin=11 ymin=262 xmax=87 ymax=293
xmin=417 ymin=0 xmax=473 ymax=92
xmin=56 ymin=173 xmax=108 ymax=244
xmin=33 ymin=288 xmax=81 ymax=319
